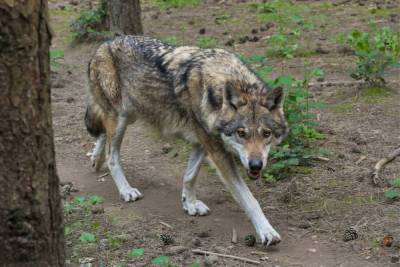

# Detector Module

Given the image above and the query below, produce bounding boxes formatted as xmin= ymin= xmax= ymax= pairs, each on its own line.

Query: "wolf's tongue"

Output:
xmin=247 ymin=170 xmax=260 ymax=180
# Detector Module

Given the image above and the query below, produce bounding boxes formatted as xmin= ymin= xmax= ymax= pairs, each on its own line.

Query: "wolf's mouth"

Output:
xmin=247 ymin=170 xmax=261 ymax=180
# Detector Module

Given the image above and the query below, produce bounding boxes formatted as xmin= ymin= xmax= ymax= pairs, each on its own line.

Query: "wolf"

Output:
xmin=85 ymin=36 xmax=288 ymax=246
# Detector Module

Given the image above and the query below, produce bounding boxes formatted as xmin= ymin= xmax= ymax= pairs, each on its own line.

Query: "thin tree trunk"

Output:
xmin=107 ymin=0 xmax=143 ymax=35
xmin=0 ymin=1 xmax=64 ymax=266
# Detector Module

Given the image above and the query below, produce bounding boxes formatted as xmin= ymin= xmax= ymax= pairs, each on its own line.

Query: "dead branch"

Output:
xmin=371 ymin=147 xmax=400 ymax=185
xmin=192 ymin=249 xmax=260 ymax=265
xmin=159 ymin=221 xmax=173 ymax=229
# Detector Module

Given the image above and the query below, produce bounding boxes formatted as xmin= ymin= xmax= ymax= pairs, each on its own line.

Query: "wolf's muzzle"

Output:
xmin=247 ymin=159 xmax=263 ymax=180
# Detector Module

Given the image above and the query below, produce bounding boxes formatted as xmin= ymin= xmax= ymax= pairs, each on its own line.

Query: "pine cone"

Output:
xmin=343 ymin=227 xmax=358 ymax=242
xmin=160 ymin=233 xmax=174 ymax=245
xmin=244 ymin=234 xmax=256 ymax=247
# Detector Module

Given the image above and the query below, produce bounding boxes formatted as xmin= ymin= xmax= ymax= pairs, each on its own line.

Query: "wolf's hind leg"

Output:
xmin=88 ymin=134 xmax=106 ymax=171
xmin=107 ymin=115 xmax=142 ymax=202
xmin=182 ymin=145 xmax=210 ymax=216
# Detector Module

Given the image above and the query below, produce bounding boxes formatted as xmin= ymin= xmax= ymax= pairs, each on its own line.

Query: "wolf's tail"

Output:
xmin=85 ymin=102 xmax=105 ymax=138
xmin=85 ymin=55 xmax=106 ymax=138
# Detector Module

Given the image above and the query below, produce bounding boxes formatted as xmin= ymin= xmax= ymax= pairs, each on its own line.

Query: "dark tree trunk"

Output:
xmin=107 ymin=0 xmax=143 ymax=35
xmin=0 ymin=1 xmax=64 ymax=266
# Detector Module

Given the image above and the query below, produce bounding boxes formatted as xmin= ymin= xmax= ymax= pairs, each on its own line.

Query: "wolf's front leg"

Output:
xmin=209 ymin=152 xmax=281 ymax=246
xmin=182 ymin=145 xmax=210 ymax=216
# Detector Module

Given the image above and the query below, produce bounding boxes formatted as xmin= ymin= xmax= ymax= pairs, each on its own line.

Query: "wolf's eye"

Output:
xmin=237 ymin=128 xmax=246 ymax=138
xmin=262 ymin=129 xmax=271 ymax=138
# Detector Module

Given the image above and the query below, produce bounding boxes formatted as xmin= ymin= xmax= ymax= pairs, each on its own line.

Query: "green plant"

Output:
xmin=257 ymin=65 xmax=325 ymax=179
xmin=266 ymin=28 xmax=300 ymax=58
xmin=50 ymin=48 xmax=64 ymax=69
xmin=70 ymin=0 xmax=108 ymax=41
xmin=346 ymin=23 xmax=400 ymax=86
xmin=196 ymin=36 xmax=218 ymax=49
xmin=151 ymin=255 xmax=172 ymax=266
xmin=384 ymin=177 xmax=400 ymax=200
xmin=160 ymin=36 xmax=178 ymax=46
xmin=79 ymin=231 xmax=96 ymax=243
xmin=128 ymin=248 xmax=144 ymax=258
xmin=249 ymin=0 xmax=328 ymax=30
xmin=156 ymin=0 xmax=199 ymax=9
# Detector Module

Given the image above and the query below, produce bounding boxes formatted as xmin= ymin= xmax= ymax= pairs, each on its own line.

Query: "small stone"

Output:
xmin=390 ymin=255 xmax=400 ymax=263
xmin=192 ymin=238 xmax=201 ymax=247
xmin=308 ymin=248 xmax=317 ymax=253
xmin=161 ymin=143 xmax=173 ymax=154
xmin=225 ymin=39 xmax=235 ymax=47
xmin=99 ymin=239 xmax=109 ymax=250
xmin=249 ymin=36 xmax=260 ymax=42
xmin=305 ymin=213 xmax=321 ymax=220
xmin=91 ymin=205 xmax=104 ymax=214
xmin=199 ymin=28 xmax=206 ymax=34
xmin=298 ymin=221 xmax=312 ymax=229
xmin=238 ymin=36 xmax=249 ymax=44
xmin=204 ymin=255 xmax=218 ymax=266
xmin=315 ymin=46 xmax=329 ymax=54
xmin=244 ymin=234 xmax=256 ymax=247
xmin=350 ymin=146 xmax=362 ymax=154
xmin=52 ymin=81 xmax=65 ymax=88
xmin=337 ymin=45 xmax=354 ymax=55
xmin=79 ymin=257 xmax=95 ymax=264
xmin=66 ymin=97 xmax=74 ymax=103
xmin=197 ymin=231 xmax=210 ymax=238
xmin=69 ymin=0 xmax=79 ymax=6
xmin=166 ymin=245 xmax=188 ymax=255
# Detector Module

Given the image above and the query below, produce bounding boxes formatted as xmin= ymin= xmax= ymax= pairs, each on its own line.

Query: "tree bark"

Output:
xmin=107 ymin=0 xmax=143 ymax=35
xmin=0 ymin=1 xmax=64 ymax=266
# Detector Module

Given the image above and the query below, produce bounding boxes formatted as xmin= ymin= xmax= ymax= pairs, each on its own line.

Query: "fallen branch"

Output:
xmin=371 ymin=147 xmax=400 ymax=185
xmin=159 ymin=221 xmax=173 ymax=229
xmin=309 ymin=80 xmax=364 ymax=87
xmin=192 ymin=249 xmax=260 ymax=265
xmin=355 ymin=155 xmax=366 ymax=165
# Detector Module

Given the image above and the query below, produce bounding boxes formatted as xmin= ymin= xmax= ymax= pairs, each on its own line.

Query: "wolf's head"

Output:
xmin=209 ymin=81 xmax=288 ymax=180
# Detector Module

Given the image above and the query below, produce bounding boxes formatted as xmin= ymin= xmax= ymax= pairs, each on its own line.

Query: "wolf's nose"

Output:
xmin=249 ymin=159 xmax=263 ymax=171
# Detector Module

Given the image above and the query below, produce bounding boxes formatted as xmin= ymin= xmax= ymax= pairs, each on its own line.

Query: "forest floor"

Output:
xmin=48 ymin=0 xmax=400 ymax=266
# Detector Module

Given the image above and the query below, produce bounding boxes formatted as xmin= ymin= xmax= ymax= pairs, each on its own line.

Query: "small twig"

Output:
xmin=371 ymin=147 xmax=400 ymax=185
xmin=309 ymin=80 xmax=364 ymax=87
xmin=98 ymin=173 xmax=109 ymax=178
xmin=192 ymin=249 xmax=260 ymax=265
xmin=315 ymin=156 xmax=330 ymax=162
xmin=159 ymin=221 xmax=173 ymax=229
xmin=355 ymin=155 xmax=366 ymax=165
xmin=231 ymin=228 xmax=237 ymax=244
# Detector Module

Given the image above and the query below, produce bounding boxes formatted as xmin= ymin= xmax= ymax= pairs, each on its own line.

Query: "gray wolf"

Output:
xmin=85 ymin=36 xmax=288 ymax=246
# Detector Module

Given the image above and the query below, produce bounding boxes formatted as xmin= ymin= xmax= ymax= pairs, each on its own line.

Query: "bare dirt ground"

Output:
xmin=49 ymin=0 xmax=400 ymax=266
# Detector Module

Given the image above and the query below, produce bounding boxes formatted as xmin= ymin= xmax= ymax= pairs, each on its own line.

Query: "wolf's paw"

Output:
xmin=183 ymin=200 xmax=210 ymax=216
xmin=258 ymin=227 xmax=281 ymax=246
xmin=87 ymin=151 xmax=105 ymax=171
xmin=119 ymin=187 xmax=143 ymax=202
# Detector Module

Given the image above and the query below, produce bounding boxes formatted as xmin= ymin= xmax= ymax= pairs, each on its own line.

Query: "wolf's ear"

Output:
xmin=263 ymin=87 xmax=284 ymax=111
xmin=224 ymin=82 xmax=242 ymax=110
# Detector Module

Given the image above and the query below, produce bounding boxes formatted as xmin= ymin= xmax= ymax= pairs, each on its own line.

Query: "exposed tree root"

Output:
xmin=371 ymin=147 xmax=400 ymax=185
